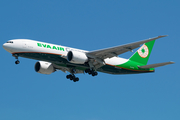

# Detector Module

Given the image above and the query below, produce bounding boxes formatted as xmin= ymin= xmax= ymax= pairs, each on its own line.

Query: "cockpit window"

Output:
xmin=6 ymin=41 xmax=13 ymax=43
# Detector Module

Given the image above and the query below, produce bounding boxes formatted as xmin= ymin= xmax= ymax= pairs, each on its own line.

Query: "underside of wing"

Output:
xmin=86 ymin=35 xmax=167 ymax=60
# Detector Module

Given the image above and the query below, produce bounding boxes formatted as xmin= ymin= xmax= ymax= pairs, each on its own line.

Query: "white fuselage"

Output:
xmin=3 ymin=39 xmax=128 ymax=66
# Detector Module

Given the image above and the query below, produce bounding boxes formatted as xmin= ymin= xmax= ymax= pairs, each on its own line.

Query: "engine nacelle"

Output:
xmin=34 ymin=61 xmax=55 ymax=75
xmin=67 ymin=51 xmax=88 ymax=64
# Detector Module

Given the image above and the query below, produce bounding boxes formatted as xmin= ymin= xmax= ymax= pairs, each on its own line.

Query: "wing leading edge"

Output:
xmin=86 ymin=35 xmax=167 ymax=61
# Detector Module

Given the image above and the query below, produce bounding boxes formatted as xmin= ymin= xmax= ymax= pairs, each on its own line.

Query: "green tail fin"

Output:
xmin=129 ymin=40 xmax=156 ymax=65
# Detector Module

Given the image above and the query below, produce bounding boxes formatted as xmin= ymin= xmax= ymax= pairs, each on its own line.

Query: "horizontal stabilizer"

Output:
xmin=138 ymin=61 xmax=174 ymax=69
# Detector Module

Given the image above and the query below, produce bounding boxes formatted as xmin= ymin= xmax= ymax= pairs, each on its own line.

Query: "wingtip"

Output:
xmin=158 ymin=35 xmax=168 ymax=38
xmin=169 ymin=61 xmax=175 ymax=64
xmin=149 ymin=35 xmax=168 ymax=40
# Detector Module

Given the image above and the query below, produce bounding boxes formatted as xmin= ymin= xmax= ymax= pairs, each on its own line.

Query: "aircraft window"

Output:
xmin=6 ymin=41 xmax=13 ymax=43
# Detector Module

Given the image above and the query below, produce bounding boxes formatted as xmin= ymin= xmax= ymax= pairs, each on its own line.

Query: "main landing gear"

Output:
xmin=66 ymin=74 xmax=79 ymax=82
xmin=13 ymin=54 xmax=20 ymax=64
xmin=66 ymin=68 xmax=79 ymax=82
xmin=65 ymin=68 xmax=98 ymax=82
xmin=85 ymin=69 xmax=98 ymax=76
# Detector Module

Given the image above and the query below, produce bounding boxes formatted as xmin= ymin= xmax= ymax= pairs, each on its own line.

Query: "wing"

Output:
xmin=86 ymin=35 xmax=167 ymax=62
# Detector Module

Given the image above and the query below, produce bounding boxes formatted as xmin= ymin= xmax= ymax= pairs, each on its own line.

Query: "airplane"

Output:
xmin=3 ymin=35 xmax=174 ymax=82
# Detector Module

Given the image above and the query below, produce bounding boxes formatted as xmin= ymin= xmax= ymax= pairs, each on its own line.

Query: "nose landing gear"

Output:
xmin=12 ymin=54 xmax=20 ymax=64
xmin=15 ymin=60 xmax=20 ymax=64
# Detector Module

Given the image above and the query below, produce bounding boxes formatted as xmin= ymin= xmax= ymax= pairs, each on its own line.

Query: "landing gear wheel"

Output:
xmin=75 ymin=77 xmax=79 ymax=81
xmin=85 ymin=69 xmax=98 ymax=76
xmin=66 ymin=74 xmax=79 ymax=82
xmin=15 ymin=60 xmax=20 ymax=64
xmin=92 ymin=73 xmax=95 ymax=76
xmin=85 ymin=69 xmax=90 ymax=73
xmin=94 ymin=72 xmax=98 ymax=76
xmin=13 ymin=54 xmax=20 ymax=65
xmin=70 ymin=76 xmax=73 ymax=80
xmin=73 ymin=77 xmax=79 ymax=82
xmin=66 ymin=75 xmax=70 ymax=79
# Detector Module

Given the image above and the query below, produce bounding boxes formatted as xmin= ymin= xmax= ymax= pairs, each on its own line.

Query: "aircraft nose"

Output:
xmin=3 ymin=43 xmax=13 ymax=53
xmin=3 ymin=43 xmax=7 ymax=49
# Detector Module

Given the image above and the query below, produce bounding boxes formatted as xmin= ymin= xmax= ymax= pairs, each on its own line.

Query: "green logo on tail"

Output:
xmin=129 ymin=40 xmax=155 ymax=65
xmin=138 ymin=44 xmax=149 ymax=58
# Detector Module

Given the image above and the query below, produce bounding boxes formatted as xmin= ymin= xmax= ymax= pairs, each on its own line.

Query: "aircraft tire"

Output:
xmin=15 ymin=60 xmax=20 ymax=64
xmin=73 ymin=77 xmax=79 ymax=82
xmin=66 ymin=75 xmax=70 ymax=79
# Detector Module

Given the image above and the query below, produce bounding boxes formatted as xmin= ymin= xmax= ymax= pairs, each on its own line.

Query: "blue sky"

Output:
xmin=0 ymin=0 xmax=179 ymax=120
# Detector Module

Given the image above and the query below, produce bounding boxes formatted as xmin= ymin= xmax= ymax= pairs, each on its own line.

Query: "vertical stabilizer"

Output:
xmin=129 ymin=40 xmax=155 ymax=65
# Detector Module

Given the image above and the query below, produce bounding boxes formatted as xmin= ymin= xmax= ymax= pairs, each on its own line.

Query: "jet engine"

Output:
xmin=67 ymin=51 xmax=88 ymax=64
xmin=35 ymin=61 xmax=55 ymax=75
